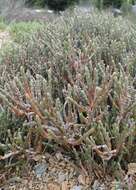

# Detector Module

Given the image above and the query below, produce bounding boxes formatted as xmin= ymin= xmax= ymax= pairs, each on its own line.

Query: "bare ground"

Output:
xmin=0 ymin=152 xmax=111 ymax=190
xmin=0 ymin=31 xmax=10 ymax=48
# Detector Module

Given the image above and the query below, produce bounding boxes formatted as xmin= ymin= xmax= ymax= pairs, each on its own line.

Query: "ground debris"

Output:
xmin=0 ymin=152 xmax=95 ymax=190
xmin=2 ymin=151 xmax=132 ymax=189
xmin=0 ymin=31 xmax=10 ymax=48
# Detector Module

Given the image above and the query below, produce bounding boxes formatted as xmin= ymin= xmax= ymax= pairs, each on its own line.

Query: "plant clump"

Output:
xmin=0 ymin=9 xmax=136 ymax=182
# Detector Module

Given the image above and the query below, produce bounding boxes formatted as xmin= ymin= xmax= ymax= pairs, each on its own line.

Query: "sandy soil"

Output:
xmin=0 ymin=31 xmax=10 ymax=48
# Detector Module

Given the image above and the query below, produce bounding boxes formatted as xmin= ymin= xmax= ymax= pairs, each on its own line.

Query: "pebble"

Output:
xmin=58 ymin=172 xmax=66 ymax=183
xmin=34 ymin=163 xmax=48 ymax=178
xmin=71 ymin=185 xmax=82 ymax=190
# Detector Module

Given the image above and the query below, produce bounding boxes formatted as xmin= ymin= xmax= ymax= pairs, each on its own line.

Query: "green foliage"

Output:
xmin=0 ymin=17 xmax=7 ymax=31
xmin=26 ymin=0 xmax=46 ymax=7
xmin=93 ymin=0 xmax=133 ymax=8
xmin=0 ymin=10 xmax=136 ymax=178
xmin=0 ymin=110 xmax=25 ymax=155
xmin=9 ymin=21 xmax=45 ymax=43
xmin=45 ymin=0 xmax=79 ymax=11
xmin=121 ymin=1 xmax=132 ymax=14
xmin=26 ymin=0 xmax=79 ymax=10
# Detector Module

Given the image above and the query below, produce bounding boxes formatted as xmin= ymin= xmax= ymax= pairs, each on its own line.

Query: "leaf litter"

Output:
xmin=0 ymin=151 xmax=110 ymax=190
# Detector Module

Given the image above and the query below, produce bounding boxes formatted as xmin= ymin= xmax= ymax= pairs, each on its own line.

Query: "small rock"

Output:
xmin=8 ymin=177 xmax=22 ymax=184
xmin=71 ymin=185 xmax=82 ymax=190
xmin=112 ymin=8 xmax=122 ymax=17
xmin=34 ymin=162 xmax=48 ymax=178
xmin=55 ymin=152 xmax=63 ymax=161
xmin=47 ymin=10 xmax=54 ymax=14
xmin=92 ymin=180 xmax=105 ymax=190
xmin=58 ymin=172 xmax=66 ymax=183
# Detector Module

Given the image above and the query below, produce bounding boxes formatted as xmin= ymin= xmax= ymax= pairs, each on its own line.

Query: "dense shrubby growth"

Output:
xmin=25 ymin=0 xmax=136 ymax=9
xmin=26 ymin=0 xmax=79 ymax=10
xmin=94 ymin=0 xmax=123 ymax=8
xmin=45 ymin=0 xmax=79 ymax=11
xmin=26 ymin=0 xmax=45 ymax=7
xmin=0 ymin=10 xmax=136 ymax=179
xmin=94 ymin=0 xmax=135 ymax=9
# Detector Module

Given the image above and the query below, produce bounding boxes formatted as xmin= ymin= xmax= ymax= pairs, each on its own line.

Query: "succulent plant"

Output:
xmin=0 ymin=9 xmax=136 ymax=174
